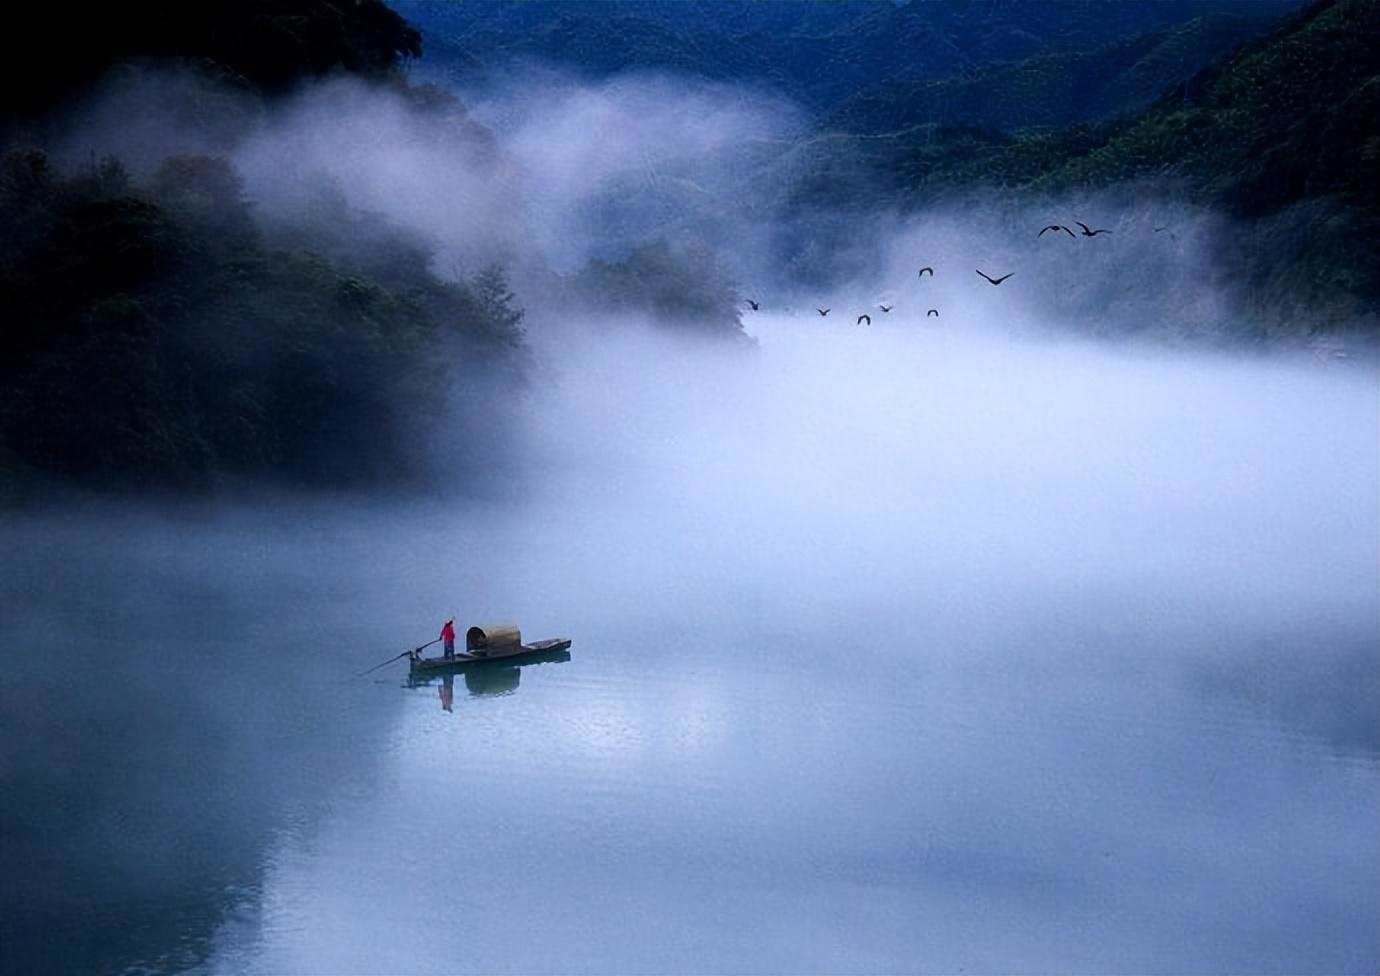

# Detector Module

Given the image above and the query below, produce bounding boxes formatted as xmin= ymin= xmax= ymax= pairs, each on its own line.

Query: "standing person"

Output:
xmin=441 ymin=617 xmax=456 ymax=658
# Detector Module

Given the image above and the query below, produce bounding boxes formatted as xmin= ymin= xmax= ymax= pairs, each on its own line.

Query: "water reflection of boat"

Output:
xmin=409 ymin=650 xmax=569 ymax=701
xmin=463 ymin=667 xmax=521 ymax=697
xmin=407 ymin=646 xmax=571 ymax=684
xmin=409 ymin=623 xmax=572 ymax=675
xmin=427 ymin=667 xmax=526 ymax=703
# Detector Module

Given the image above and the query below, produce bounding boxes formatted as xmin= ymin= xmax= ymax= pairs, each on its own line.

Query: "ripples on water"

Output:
xmin=192 ymin=616 xmax=1376 ymax=976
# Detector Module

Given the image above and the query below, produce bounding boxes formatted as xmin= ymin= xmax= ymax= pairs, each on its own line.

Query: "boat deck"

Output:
xmin=410 ymin=638 xmax=572 ymax=673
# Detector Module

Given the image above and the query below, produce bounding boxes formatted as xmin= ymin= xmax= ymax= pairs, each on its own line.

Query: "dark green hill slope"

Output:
xmin=841 ymin=0 xmax=1379 ymax=220
xmin=396 ymin=0 xmax=1303 ymax=110
xmin=0 ymin=149 xmax=525 ymax=495
xmin=828 ymin=0 xmax=1380 ymax=335
xmin=1045 ymin=0 xmax=1380 ymax=217
xmin=1042 ymin=0 xmax=1380 ymax=331
xmin=824 ymin=13 xmax=1278 ymax=134
xmin=0 ymin=2 xmax=529 ymax=499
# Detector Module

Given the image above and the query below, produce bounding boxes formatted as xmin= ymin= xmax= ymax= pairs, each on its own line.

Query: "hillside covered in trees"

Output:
xmin=0 ymin=1 xmax=526 ymax=500
xmin=405 ymin=0 xmax=1376 ymax=336
xmin=396 ymin=0 xmax=1303 ymax=112
xmin=3 ymin=0 xmax=1374 ymax=499
xmin=858 ymin=0 xmax=1380 ymax=332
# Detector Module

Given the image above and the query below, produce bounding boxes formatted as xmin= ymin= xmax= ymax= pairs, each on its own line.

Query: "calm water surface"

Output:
xmin=3 ymin=328 xmax=1377 ymax=974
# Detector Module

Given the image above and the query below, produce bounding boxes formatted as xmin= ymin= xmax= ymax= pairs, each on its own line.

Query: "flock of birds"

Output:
xmin=743 ymin=220 xmax=1115 ymax=323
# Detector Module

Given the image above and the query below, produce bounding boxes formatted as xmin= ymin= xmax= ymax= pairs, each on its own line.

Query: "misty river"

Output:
xmin=3 ymin=319 xmax=1377 ymax=974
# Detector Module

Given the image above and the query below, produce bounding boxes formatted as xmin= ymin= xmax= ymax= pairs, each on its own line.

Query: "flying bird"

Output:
xmin=1039 ymin=224 xmax=1076 ymax=238
xmin=856 ymin=314 xmax=871 ymax=326
xmin=927 ymin=309 xmax=939 ymax=317
xmin=878 ymin=304 xmax=893 ymax=312
xmin=975 ymin=269 xmax=1014 ymax=285
xmin=745 ymin=298 xmax=760 ymax=310
xmin=918 ymin=267 xmax=934 ymax=278
xmin=817 ymin=307 xmax=830 ymax=317
xmin=1076 ymin=221 xmax=1111 ymax=237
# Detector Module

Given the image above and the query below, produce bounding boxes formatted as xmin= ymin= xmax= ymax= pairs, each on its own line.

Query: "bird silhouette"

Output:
xmin=878 ymin=304 xmax=893 ymax=313
xmin=856 ymin=314 xmax=871 ymax=326
xmin=817 ymin=307 xmax=830 ymax=317
xmin=918 ymin=267 xmax=934 ymax=278
xmin=1076 ymin=221 xmax=1111 ymax=237
xmin=927 ymin=309 xmax=939 ymax=317
xmin=975 ymin=269 xmax=1014 ymax=285
xmin=745 ymin=298 xmax=760 ymax=310
xmin=1039 ymin=224 xmax=1076 ymax=238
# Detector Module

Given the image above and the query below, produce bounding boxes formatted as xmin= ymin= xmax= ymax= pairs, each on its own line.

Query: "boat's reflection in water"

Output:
xmin=406 ymin=648 xmax=572 ymax=710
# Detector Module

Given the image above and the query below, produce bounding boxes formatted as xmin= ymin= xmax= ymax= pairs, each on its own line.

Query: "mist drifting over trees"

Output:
xmin=1 ymin=0 xmax=1375 ymax=501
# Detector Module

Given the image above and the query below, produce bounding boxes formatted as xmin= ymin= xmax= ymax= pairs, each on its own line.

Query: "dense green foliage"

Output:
xmin=0 ymin=1 xmax=533 ymax=498
xmin=1042 ymin=0 xmax=1380 ymax=217
xmin=2 ymin=0 xmax=1373 ymax=497
xmin=548 ymin=239 xmax=747 ymax=338
xmin=792 ymin=0 xmax=1374 ymax=209
xmin=396 ymin=0 xmax=1300 ymax=110
xmin=0 ymin=149 xmax=523 ymax=493
xmin=822 ymin=14 xmax=1277 ymax=135
xmin=406 ymin=0 xmax=1378 ymax=335
xmin=759 ymin=0 xmax=1379 ymax=331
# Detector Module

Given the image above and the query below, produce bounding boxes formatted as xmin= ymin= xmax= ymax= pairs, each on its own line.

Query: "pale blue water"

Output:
xmin=3 ymin=330 xmax=1377 ymax=974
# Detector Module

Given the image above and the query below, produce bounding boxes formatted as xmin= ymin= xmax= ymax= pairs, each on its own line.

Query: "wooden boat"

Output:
xmin=409 ymin=623 xmax=571 ymax=674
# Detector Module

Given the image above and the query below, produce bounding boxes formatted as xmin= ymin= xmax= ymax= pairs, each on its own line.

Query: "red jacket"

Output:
xmin=440 ymin=621 xmax=456 ymax=641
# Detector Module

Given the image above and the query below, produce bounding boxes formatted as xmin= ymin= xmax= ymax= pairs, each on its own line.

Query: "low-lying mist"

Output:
xmin=23 ymin=58 xmax=1378 ymax=725
xmin=13 ymin=51 xmax=1375 ymax=709
xmin=7 ymin=37 xmax=1378 ymax=974
xmin=514 ymin=314 xmax=1377 ymax=680
xmin=7 ymin=303 xmax=1376 ymax=972
xmin=47 ymin=64 xmax=1279 ymax=335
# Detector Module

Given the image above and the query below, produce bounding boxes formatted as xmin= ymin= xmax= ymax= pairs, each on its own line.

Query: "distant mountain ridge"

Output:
xmin=1 ymin=0 xmax=1373 ymax=500
xmin=395 ymin=0 xmax=1306 ymax=111
xmin=815 ymin=0 xmax=1380 ymax=334
xmin=822 ymin=12 xmax=1282 ymax=134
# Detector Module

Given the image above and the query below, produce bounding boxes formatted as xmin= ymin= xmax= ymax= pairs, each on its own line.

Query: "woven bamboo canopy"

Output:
xmin=466 ymin=623 xmax=521 ymax=652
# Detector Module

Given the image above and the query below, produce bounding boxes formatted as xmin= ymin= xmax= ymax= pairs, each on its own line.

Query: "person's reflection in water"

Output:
xmin=439 ymin=674 xmax=454 ymax=713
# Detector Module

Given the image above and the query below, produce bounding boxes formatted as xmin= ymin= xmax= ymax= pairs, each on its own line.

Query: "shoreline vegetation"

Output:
xmin=2 ymin=0 xmax=1376 ymax=499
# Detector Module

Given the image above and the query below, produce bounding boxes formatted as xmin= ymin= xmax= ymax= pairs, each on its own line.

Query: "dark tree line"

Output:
xmin=0 ymin=1 xmax=541 ymax=499
xmin=0 ymin=148 xmax=524 ymax=494
xmin=550 ymin=239 xmax=747 ymax=338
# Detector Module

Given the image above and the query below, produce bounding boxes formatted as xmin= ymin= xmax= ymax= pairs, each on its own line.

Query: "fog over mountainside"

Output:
xmin=1 ymin=5 xmax=1376 ymax=975
xmin=2 ymin=0 xmax=1374 ymax=496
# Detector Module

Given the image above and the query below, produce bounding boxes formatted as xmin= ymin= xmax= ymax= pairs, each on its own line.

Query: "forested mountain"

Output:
xmin=401 ymin=0 xmax=1378 ymax=337
xmin=1042 ymin=0 xmax=1380 ymax=217
xmin=397 ymin=0 xmax=1304 ymax=110
xmin=2 ymin=0 xmax=1372 ymax=499
xmin=779 ymin=0 xmax=1375 ymax=204
xmin=0 ymin=148 xmax=524 ymax=491
xmin=850 ymin=0 xmax=1380 ymax=331
xmin=460 ymin=0 xmax=1366 ymax=335
xmin=822 ymin=12 xmax=1280 ymax=134
xmin=0 ymin=1 xmax=522 ymax=499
